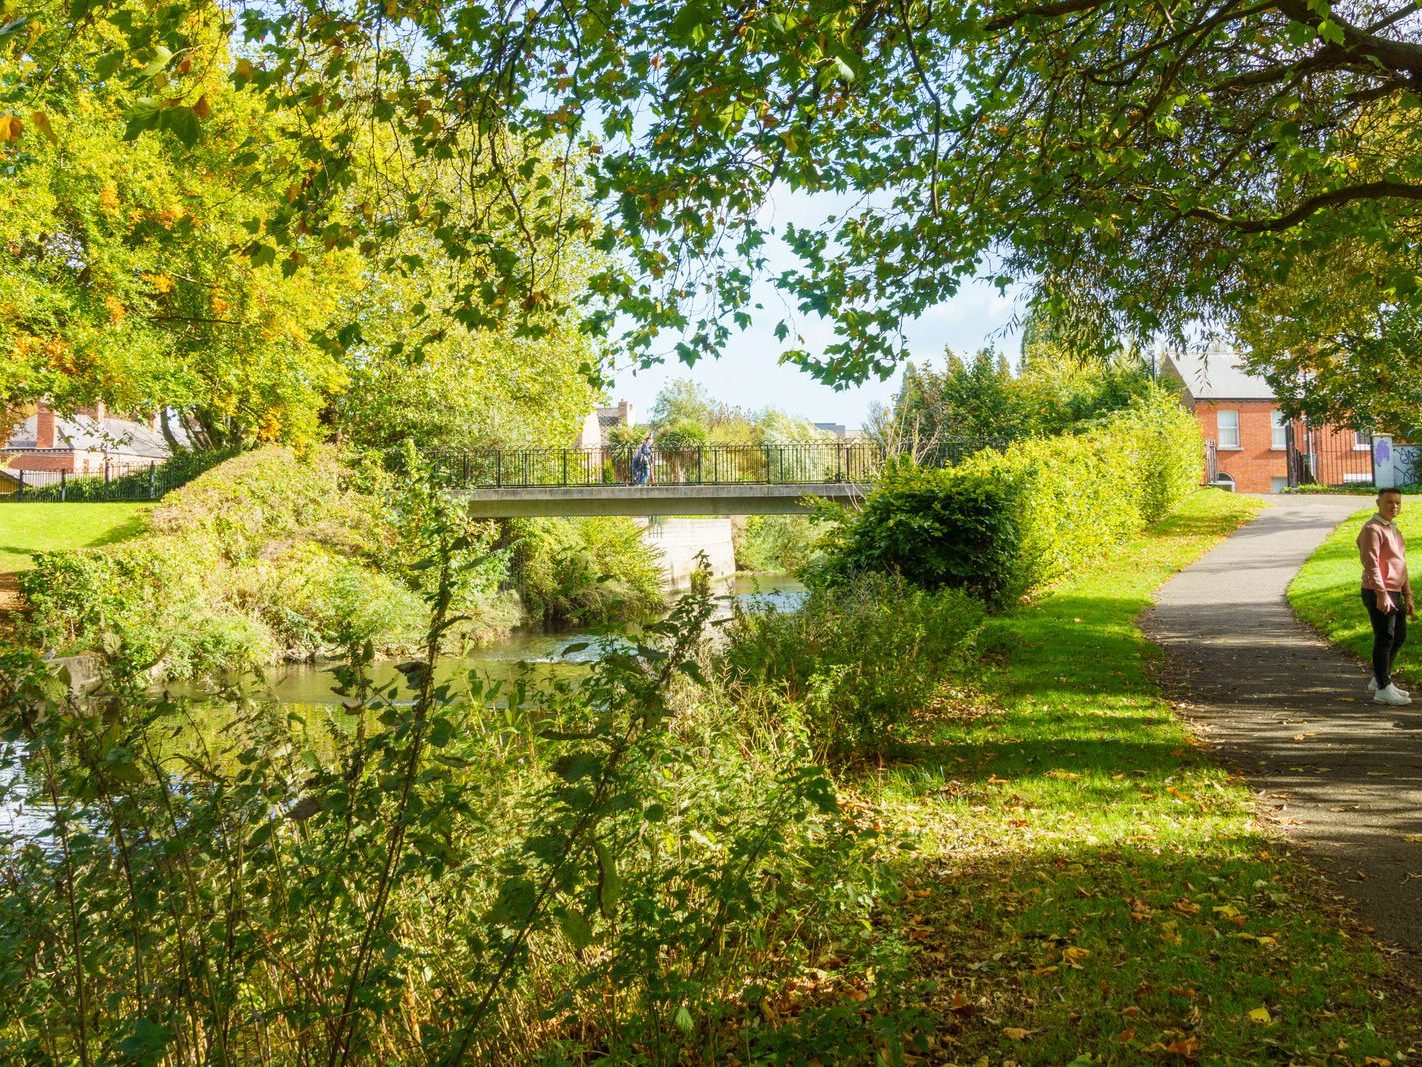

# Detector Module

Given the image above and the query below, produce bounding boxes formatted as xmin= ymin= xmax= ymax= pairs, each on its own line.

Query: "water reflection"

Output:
xmin=0 ymin=574 xmax=805 ymax=844
xmin=238 ymin=573 xmax=804 ymax=707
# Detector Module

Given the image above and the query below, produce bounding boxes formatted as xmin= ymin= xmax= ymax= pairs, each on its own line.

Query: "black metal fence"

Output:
xmin=422 ymin=440 xmax=997 ymax=489
xmin=1285 ymin=425 xmax=1376 ymax=488
xmin=0 ymin=451 xmax=236 ymax=503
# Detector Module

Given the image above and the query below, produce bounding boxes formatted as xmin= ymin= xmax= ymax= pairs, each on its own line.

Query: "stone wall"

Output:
xmin=640 ymin=517 xmax=737 ymax=587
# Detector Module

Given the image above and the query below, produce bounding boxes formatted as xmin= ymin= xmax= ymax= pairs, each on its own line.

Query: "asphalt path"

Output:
xmin=1142 ymin=493 xmax=1422 ymax=978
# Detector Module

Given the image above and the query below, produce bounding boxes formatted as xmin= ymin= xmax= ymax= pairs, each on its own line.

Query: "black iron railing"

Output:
xmin=0 ymin=451 xmax=236 ymax=503
xmin=424 ymin=439 xmax=996 ymax=489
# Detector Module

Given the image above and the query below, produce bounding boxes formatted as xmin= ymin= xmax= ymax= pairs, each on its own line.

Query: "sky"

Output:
xmin=606 ymin=188 xmax=1026 ymax=432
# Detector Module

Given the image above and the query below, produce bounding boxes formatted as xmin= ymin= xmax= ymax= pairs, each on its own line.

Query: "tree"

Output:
xmin=0 ymin=0 xmax=608 ymax=452
xmin=11 ymin=0 xmax=1418 ymax=396
xmin=0 ymin=2 xmax=362 ymax=448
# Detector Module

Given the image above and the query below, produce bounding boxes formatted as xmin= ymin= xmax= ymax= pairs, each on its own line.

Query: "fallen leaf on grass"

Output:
xmin=948 ymin=993 xmax=977 ymax=1017
xmin=1002 ymin=1026 xmax=1035 ymax=1040
xmin=1362 ymin=1058 xmax=1392 ymax=1066
xmin=1164 ymin=1036 xmax=1201 ymax=1058
xmin=1116 ymin=1028 xmax=1136 ymax=1042
xmin=1171 ymin=899 xmax=1201 ymax=915
xmin=1247 ymin=1005 xmax=1273 ymax=1025
xmin=1062 ymin=946 xmax=1092 ymax=968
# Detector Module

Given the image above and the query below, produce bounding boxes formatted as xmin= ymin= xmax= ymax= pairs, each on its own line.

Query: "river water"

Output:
xmin=249 ymin=572 xmax=804 ymax=706
xmin=0 ymin=574 xmax=804 ymax=842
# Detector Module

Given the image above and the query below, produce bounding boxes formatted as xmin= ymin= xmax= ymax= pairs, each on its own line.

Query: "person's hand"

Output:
xmin=1408 ymin=593 xmax=1416 ymax=619
xmin=1378 ymin=589 xmax=1395 ymax=613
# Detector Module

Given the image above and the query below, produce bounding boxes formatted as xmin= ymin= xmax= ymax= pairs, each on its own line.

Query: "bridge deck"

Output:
xmin=458 ymin=482 xmax=867 ymax=517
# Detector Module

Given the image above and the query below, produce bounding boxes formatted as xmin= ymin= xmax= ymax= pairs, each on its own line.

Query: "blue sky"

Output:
xmin=606 ymin=187 xmax=1025 ymax=430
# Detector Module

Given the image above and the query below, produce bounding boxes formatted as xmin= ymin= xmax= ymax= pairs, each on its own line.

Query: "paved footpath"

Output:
xmin=1142 ymin=493 xmax=1422 ymax=978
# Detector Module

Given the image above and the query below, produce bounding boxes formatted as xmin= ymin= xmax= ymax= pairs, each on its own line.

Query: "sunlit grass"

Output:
xmin=0 ymin=501 xmax=154 ymax=574
xmin=852 ymin=490 xmax=1421 ymax=1063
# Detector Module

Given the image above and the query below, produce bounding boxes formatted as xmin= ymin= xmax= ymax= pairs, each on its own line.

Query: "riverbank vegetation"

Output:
xmin=11 ymin=448 xmax=663 ymax=681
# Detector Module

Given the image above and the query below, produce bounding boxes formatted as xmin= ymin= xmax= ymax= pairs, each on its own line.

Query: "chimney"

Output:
xmin=618 ymin=400 xmax=635 ymax=425
xmin=36 ymin=403 xmax=55 ymax=449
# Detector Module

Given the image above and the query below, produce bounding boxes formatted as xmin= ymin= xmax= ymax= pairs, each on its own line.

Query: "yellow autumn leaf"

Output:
xmin=1002 ymin=1026 xmax=1033 ymax=1040
xmin=0 ymin=115 xmax=20 ymax=142
xmin=1247 ymin=1005 xmax=1272 ymax=1024
xmin=29 ymin=110 xmax=56 ymax=143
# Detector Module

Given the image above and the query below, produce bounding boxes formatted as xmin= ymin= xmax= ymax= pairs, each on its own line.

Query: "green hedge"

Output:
xmin=813 ymin=388 xmax=1201 ymax=605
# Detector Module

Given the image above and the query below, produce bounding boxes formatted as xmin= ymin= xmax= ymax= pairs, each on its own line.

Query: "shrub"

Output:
xmin=719 ymin=571 xmax=986 ymax=760
xmin=813 ymin=386 xmax=1200 ymax=606
xmin=15 ymin=447 xmax=514 ymax=680
xmin=735 ymin=514 xmax=831 ymax=573
xmin=811 ymin=386 xmax=1201 ymax=606
xmin=507 ymin=515 xmax=666 ymax=627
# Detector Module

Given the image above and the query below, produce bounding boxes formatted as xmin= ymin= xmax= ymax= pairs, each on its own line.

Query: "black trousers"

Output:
xmin=1362 ymin=588 xmax=1408 ymax=687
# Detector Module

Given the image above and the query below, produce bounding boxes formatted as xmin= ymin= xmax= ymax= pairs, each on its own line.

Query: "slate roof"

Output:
xmin=4 ymin=413 xmax=172 ymax=459
xmin=1163 ymin=346 xmax=1276 ymax=402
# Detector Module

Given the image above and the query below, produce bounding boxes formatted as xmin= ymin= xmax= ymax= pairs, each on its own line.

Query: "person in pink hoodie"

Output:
xmin=1357 ymin=487 xmax=1415 ymax=705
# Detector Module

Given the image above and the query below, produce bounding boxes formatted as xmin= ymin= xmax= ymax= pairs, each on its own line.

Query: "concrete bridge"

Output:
xmin=459 ymin=481 xmax=867 ymax=518
xmin=438 ymin=441 xmax=995 ymax=518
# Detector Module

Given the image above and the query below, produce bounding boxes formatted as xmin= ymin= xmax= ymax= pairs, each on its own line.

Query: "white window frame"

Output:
xmin=1270 ymin=411 xmax=1288 ymax=451
xmin=1217 ymin=409 xmax=1241 ymax=450
xmin=1353 ymin=430 xmax=1372 ymax=452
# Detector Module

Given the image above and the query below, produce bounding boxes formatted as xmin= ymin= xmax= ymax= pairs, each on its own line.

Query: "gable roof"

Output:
xmin=4 ymin=413 xmax=172 ymax=459
xmin=1163 ymin=345 xmax=1275 ymax=402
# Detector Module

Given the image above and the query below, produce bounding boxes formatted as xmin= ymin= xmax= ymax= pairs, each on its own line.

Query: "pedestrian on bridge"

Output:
xmin=1358 ymin=486 xmax=1415 ymax=706
xmin=632 ymin=433 xmax=655 ymax=486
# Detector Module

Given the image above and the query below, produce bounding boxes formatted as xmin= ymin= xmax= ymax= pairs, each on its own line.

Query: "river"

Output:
xmin=0 ymin=574 xmax=804 ymax=842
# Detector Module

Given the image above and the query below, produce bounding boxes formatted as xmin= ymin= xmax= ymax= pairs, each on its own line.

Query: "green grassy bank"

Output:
xmin=0 ymin=502 xmax=153 ymax=575
xmin=1289 ymin=501 xmax=1418 ymax=691
xmin=857 ymin=489 xmax=1420 ymax=1062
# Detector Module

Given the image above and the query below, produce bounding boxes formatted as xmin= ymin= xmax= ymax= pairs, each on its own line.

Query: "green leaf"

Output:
xmin=139 ymin=44 xmax=173 ymax=78
xmin=556 ymin=907 xmax=594 ymax=950
xmin=593 ymin=839 xmax=623 ymax=919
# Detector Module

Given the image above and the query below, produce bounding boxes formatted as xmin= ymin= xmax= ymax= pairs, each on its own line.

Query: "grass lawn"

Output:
xmin=0 ymin=501 xmax=154 ymax=575
xmin=1289 ymin=500 xmax=1418 ymax=690
xmin=858 ymin=489 xmax=1421 ymax=1062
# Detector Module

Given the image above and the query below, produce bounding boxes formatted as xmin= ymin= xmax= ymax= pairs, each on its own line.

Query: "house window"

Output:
xmin=1270 ymin=411 xmax=1288 ymax=451
xmin=1353 ymin=430 xmax=1372 ymax=452
xmin=1217 ymin=410 xmax=1240 ymax=450
xmin=1271 ymin=476 xmax=1290 ymax=494
xmin=1212 ymin=471 xmax=1236 ymax=492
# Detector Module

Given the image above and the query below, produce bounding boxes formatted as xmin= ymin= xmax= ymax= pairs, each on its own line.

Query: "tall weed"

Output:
xmin=720 ymin=572 xmax=986 ymax=761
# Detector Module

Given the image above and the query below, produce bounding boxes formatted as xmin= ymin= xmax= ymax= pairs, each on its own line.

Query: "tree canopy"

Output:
xmin=2 ymin=0 xmax=1418 ymax=413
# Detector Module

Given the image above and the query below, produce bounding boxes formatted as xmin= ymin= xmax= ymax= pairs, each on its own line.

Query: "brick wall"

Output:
xmin=1194 ymin=400 xmax=1287 ymax=493
xmin=1193 ymin=401 xmax=1373 ymax=493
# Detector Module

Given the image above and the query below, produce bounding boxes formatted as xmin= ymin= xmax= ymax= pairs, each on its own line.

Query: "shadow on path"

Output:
xmin=1142 ymin=494 xmax=1422 ymax=978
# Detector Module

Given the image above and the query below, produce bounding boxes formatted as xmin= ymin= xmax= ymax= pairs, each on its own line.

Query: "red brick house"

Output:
xmin=2 ymin=402 xmax=172 ymax=482
xmin=1163 ymin=348 xmax=1375 ymax=493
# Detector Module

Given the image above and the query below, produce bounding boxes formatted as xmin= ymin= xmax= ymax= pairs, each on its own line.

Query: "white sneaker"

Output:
xmin=1367 ymin=678 xmax=1410 ymax=698
xmin=1374 ymin=683 xmax=1413 ymax=706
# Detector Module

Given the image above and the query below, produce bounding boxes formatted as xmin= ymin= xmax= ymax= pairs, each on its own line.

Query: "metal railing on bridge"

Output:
xmin=425 ymin=439 xmax=996 ymax=490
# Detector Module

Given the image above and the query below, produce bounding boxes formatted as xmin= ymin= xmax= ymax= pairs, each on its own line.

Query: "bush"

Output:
xmin=16 ymin=447 xmax=515 ymax=681
xmin=719 ymin=572 xmax=986 ymax=760
xmin=734 ymin=514 xmax=830 ymax=573
xmin=812 ymin=387 xmax=1201 ymax=606
xmin=507 ymin=516 xmax=666 ymax=627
